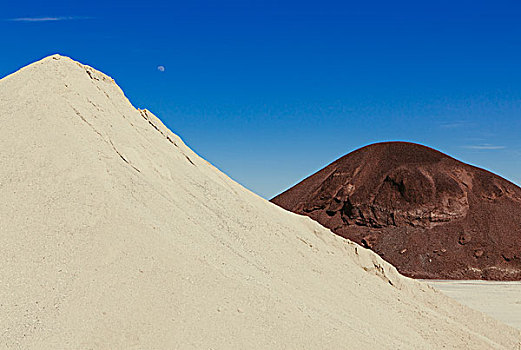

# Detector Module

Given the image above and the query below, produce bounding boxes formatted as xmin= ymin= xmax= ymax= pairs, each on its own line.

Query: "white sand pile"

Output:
xmin=0 ymin=55 xmax=519 ymax=349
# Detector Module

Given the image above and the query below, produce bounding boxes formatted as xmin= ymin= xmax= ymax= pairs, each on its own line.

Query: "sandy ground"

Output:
xmin=427 ymin=280 xmax=521 ymax=330
xmin=1 ymin=55 xmax=520 ymax=349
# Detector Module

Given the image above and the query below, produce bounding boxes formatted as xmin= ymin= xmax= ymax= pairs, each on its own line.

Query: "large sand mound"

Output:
xmin=272 ymin=142 xmax=521 ymax=280
xmin=1 ymin=55 xmax=519 ymax=349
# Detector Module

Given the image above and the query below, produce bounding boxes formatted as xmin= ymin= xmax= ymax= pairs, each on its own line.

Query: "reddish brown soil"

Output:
xmin=272 ymin=142 xmax=521 ymax=280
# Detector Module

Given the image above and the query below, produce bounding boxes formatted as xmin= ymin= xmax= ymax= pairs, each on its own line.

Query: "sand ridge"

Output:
xmin=0 ymin=55 xmax=520 ymax=349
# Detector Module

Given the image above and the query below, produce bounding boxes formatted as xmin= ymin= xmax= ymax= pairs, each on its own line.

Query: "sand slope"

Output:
xmin=0 ymin=55 xmax=519 ymax=349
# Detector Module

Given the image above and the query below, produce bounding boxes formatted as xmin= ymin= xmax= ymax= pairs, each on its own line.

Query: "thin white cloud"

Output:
xmin=462 ymin=144 xmax=506 ymax=150
xmin=7 ymin=16 xmax=90 ymax=22
xmin=439 ymin=121 xmax=474 ymax=129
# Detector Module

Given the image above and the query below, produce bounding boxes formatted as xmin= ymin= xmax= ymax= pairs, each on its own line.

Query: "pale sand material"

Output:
xmin=0 ymin=55 xmax=520 ymax=349
xmin=427 ymin=280 xmax=521 ymax=330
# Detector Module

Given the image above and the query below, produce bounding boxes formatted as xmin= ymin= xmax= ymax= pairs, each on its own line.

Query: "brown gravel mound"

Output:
xmin=272 ymin=142 xmax=521 ymax=280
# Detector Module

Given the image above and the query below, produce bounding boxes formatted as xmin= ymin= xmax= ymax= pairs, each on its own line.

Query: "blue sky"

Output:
xmin=1 ymin=0 xmax=520 ymax=198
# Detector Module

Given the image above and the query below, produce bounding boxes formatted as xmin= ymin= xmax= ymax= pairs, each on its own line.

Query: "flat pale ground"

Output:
xmin=1 ymin=55 xmax=520 ymax=349
xmin=427 ymin=280 xmax=521 ymax=330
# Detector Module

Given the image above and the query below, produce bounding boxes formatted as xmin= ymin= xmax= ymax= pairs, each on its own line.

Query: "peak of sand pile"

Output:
xmin=272 ymin=141 xmax=521 ymax=280
xmin=1 ymin=56 xmax=520 ymax=349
